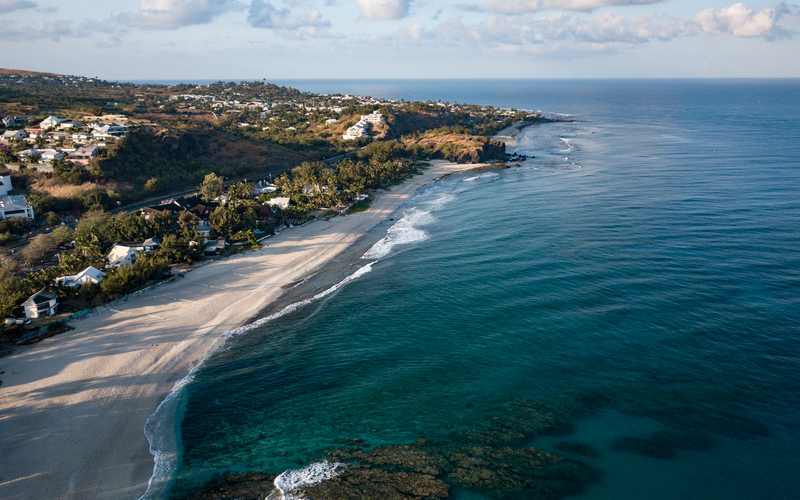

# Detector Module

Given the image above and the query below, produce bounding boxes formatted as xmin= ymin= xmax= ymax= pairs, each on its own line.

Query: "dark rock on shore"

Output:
xmin=301 ymin=466 xmax=450 ymax=500
xmin=173 ymin=471 xmax=277 ymax=500
xmin=324 ymin=442 xmax=450 ymax=477
xmin=182 ymin=400 xmax=597 ymax=500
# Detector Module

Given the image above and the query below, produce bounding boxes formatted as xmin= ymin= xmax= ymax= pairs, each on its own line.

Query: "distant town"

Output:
xmin=0 ymin=69 xmax=546 ymax=348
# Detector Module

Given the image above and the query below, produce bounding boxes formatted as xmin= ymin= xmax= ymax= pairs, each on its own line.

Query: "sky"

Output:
xmin=0 ymin=0 xmax=799 ymax=80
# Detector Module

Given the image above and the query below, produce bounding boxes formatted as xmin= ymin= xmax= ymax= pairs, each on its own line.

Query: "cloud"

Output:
xmin=0 ymin=19 xmax=83 ymax=41
xmin=248 ymin=0 xmax=331 ymax=37
xmin=695 ymin=3 xmax=790 ymax=39
xmin=479 ymin=0 xmax=665 ymax=14
xmin=0 ymin=0 xmax=36 ymax=15
xmin=353 ymin=0 xmax=411 ymax=20
xmin=96 ymin=34 xmax=124 ymax=48
xmin=388 ymin=2 xmax=795 ymax=57
xmin=534 ymin=11 xmax=695 ymax=45
xmin=121 ymin=0 xmax=244 ymax=30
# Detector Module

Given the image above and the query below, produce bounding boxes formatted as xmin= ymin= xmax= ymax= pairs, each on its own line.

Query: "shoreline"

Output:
xmin=0 ymin=159 xmax=496 ymax=500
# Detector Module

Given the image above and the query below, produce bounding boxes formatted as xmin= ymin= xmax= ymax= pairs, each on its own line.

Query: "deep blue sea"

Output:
xmin=150 ymin=80 xmax=800 ymax=499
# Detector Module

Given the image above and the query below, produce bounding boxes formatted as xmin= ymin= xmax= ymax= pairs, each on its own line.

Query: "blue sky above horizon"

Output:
xmin=0 ymin=0 xmax=798 ymax=80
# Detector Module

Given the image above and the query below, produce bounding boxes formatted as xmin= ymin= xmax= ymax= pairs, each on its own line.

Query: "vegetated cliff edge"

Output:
xmin=98 ymin=126 xmax=313 ymax=195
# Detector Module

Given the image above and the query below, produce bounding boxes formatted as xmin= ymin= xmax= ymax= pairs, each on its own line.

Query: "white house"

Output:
xmin=107 ymin=244 xmax=139 ymax=268
xmin=266 ymin=197 xmax=290 ymax=209
xmin=41 ymin=149 xmax=66 ymax=161
xmin=0 ymin=195 xmax=34 ymax=220
xmin=55 ymin=266 xmax=106 ymax=288
xmin=360 ymin=111 xmax=385 ymax=124
xmin=343 ymin=120 xmax=370 ymax=140
xmin=57 ymin=120 xmax=82 ymax=130
xmin=71 ymin=132 xmax=93 ymax=142
xmin=92 ymin=123 xmax=128 ymax=137
xmin=23 ymin=289 xmax=58 ymax=319
xmin=1 ymin=130 xmax=27 ymax=142
xmin=39 ymin=116 xmax=65 ymax=130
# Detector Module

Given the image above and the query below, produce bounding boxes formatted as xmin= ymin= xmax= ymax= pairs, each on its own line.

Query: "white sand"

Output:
xmin=0 ymin=160 xmax=482 ymax=500
xmin=492 ymin=122 xmax=529 ymax=148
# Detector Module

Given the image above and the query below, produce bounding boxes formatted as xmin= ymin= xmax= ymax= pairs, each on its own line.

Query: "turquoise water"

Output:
xmin=166 ymin=80 xmax=800 ymax=499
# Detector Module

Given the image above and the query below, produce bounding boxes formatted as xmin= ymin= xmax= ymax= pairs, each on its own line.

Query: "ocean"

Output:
xmin=150 ymin=80 xmax=800 ymax=499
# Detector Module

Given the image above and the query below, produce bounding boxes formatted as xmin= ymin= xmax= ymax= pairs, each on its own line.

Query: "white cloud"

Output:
xmin=0 ymin=19 xmax=82 ymax=41
xmin=480 ymin=0 xmax=665 ymax=14
xmin=695 ymin=3 xmax=789 ymax=39
xmin=248 ymin=0 xmax=331 ymax=36
xmin=96 ymin=34 xmax=123 ymax=48
xmin=0 ymin=0 xmax=36 ymax=15
xmin=353 ymin=0 xmax=411 ymax=20
xmin=122 ymin=0 xmax=244 ymax=30
xmin=386 ymin=2 xmax=794 ymax=56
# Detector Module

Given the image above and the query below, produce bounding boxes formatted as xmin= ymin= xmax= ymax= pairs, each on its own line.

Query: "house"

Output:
xmin=1 ymin=130 xmax=27 ymax=142
xmin=266 ymin=197 xmax=290 ymax=209
xmin=24 ymin=127 xmax=46 ymax=139
xmin=188 ymin=202 xmax=220 ymax=220
xmin=18 ymin=148 xmax=65 ymax=163
xmin=92 ymin=123 xmax=128 ymax=137
xmin=48 ymin=132 xmax=70 ymax=142
xmin=66 ymin=146 xmax=99 ymax=165
xmin=107 ymin=244 xmax=139 ymax=268
xmin=39 ymin=116 xmax=65 ymax=130
xmin=236 ymin=204 xmax=275 ymax=222
xmin=141 ymin=200 xmax=185 ymax=219
xmin=204 ymin=237 xmax=226 ymax=256
xmin=178 ymin=210 xmax=211 ymax=236
xmin=55 ymin=266 xmax=106 ymax=288
xmin=23 ymin=289 xmax=58 ymax=319
xmin=0 ymin=195 xmax=34 ymax=220
xmin=71 ymin=132 xmax=93 ymax=143
xmin=57 ymin=120 xmax=82 ymax=130
xmin=139 ymin=238 xmax=161 ymax=252
xmin=360 ymin=111 xmax=385 ymax=123
xmin=17 ymin=148 xmax=41 ymax=161
xmin=2 ymin=116 xmax=27 ymax=128
xmin=343 ymin=120 xmax=370 ymax=140
xmin=40 ymin=149 xmax=66 ymax=162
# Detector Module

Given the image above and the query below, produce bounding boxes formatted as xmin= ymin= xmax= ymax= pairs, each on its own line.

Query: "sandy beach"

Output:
xmin=0 ymin=159 xmax=492 ymax=500
xmin=492 ymin=122 xmax=530 ymax=147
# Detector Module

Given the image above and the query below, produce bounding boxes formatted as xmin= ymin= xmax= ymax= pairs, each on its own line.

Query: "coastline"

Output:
xmin=492 ymin=121 xmax=533 ymax=147
xmin=0 ymin=159 xmax=498 ymax=500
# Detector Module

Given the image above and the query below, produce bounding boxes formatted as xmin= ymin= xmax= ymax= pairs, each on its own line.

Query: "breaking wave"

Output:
xmin=137 ymin=264 xmax=374 ymax=500
xmin=265 ymin=461 xmax=345 ymax=500
xmin=363 ymin=207 xmax=435 ymax=260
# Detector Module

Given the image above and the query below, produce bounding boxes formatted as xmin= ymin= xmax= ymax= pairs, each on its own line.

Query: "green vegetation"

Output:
xmin=0 ymin=69 xmax=553 ymax=344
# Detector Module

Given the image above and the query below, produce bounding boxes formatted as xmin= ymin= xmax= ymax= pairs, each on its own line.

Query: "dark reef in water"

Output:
xmin=176 ymin=400 xmax=598 ymax=500
xmin=612 ymin=429 xmax=716 ymax=460
xmin=553 ymin=442 xmax=601 ymax=458
xmin=176 ymin=472 xmax=277 ymax=500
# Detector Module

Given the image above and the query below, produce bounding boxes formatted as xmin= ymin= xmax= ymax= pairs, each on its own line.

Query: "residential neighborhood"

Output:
xmin=1 ymin=70 xmax=535 ymax=344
